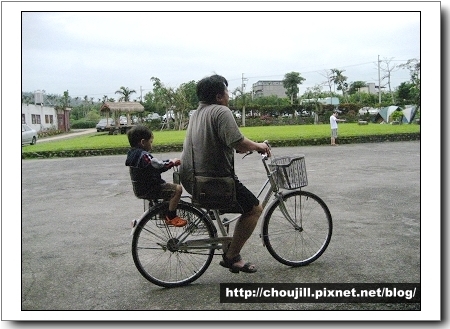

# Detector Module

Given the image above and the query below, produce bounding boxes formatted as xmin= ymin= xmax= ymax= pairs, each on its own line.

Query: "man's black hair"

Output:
xmin=196 ymin=74 xmax=228 ymax=104
xmin=127 ymin=125 xmax=153 ymax=147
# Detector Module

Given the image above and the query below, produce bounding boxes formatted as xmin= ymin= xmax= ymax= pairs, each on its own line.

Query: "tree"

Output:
xmin=390 ymin=110 xmax=403 ymax=123
xmin=331 ymin=69 xmax=349 ymax=101
xmin=395 ymin=81 xmax=415 ymax=106
xmin=55 ymin=90 xmax=71 ymax=112
xmin=115 ymin=86 xmax=136 ymax=102
xmin=230 ymin=86 xmax=248 ymax=125
xmin=302 ymin=84 xmax=325 ymax=124
xmin=142 ymin=91 xmax=157 ymax=113
xmin=86 ymin=110 xmax=100 ymax=122
xmin=172 ymin=80 xmax=198 ymax=130
xmin=347 ymin=90 xmax=378 ymax=107
xmin=101 ymin=95 xmax=114 ymax=103
xmin=399 ymin=58 xmax=420 ymax=109
xmin=250 ymin=95 xmax=289 ymax=107
xmin=22 ymin=93 xmax=33 ymax=105
xmin=177 ymin=80 xmax=198 ymax=109
xmin=348 ymin=81 xmax=367 ymax=95
xmin=378 ymin=57 xmax=400 ymax=104
xmin=151 ymin=77 xmax=175 ymax=129
xmin=282 ymin=72 xmax=305 ymax=105
xmin=320 ymin=69 xmax=335 ymax=94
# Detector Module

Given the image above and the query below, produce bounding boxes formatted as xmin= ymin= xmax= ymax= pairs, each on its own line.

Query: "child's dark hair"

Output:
xmin=127 ymin=125 xmax=153 ymax=147
xmin=196 ymin=74 xmax=228 ymax=104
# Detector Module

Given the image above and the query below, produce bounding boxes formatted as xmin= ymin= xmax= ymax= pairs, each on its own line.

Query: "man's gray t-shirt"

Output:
xmin=180 ymin=102 xmax=243 ymax=194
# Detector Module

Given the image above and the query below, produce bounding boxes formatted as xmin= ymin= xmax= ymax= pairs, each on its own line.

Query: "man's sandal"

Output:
xmin=219 ymin=254 xmax=257 ymax=274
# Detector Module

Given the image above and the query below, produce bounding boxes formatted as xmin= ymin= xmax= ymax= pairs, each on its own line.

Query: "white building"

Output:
xmin=252 ymin=81 xmax=287 ymax=98
xmin=22 ymin=90 xmax=71 ymax=132
xmin=301 ymin=97 xmax=340 ymax=106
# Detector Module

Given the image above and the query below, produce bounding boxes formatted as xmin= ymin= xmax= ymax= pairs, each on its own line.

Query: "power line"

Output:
xmin=236 ymin=58 xmax=419 ymax=83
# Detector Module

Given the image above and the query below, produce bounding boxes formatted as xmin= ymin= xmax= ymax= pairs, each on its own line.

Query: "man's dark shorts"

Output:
xmin=235 ymin=178 xmax=260 ymax=214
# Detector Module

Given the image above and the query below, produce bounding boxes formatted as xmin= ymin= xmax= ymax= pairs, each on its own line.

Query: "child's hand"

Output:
xmin=172 ymin=158 xmax=181 ymax=166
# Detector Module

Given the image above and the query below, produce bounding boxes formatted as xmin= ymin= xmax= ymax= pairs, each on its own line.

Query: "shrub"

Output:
xmin=71 ymin=119 xmax=97 ymax=129
xmin=38 ymin=126 xmax=63 ymax=138
xmin=390 ymin=111 xmax=404 ymax=123
xmin=143 ymin=120 xmax=163 ymax=131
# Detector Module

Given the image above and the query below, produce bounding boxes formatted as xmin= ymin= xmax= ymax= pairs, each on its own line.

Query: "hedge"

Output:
xmin=21 ymin=133 xmax=420 ymax=159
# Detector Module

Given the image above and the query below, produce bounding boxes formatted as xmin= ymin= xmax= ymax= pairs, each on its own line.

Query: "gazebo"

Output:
xmin=100 ymin=102 xmax=144 ymax=134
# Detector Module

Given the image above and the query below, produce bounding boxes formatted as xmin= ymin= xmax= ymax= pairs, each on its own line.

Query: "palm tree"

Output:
xmin=331 ymin=69 xmax=349 ymax=101
xmin=282 ymin=72 xmax=305 ymax=105
xmin=115 ymin=86 xmax=136 ymax=102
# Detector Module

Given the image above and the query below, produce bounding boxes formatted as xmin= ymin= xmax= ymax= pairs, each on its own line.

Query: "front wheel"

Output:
xmin=262 ymin=190 xmax=332 ymax=267
xmin=132 ymin=201 xmax=216 ymax=288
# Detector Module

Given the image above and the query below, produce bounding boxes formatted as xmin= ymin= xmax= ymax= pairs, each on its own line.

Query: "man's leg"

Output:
xmin=225 ymin=204 xmax=262 ymax=268
xmin=331 ymin=129 xmax=336 ymax=145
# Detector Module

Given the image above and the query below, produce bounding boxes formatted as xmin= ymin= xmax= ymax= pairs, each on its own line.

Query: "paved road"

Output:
xmin=37 ymin=128 xmax=97 ymax=143
xmin=16 ymin=141 xmax=422 ymax=320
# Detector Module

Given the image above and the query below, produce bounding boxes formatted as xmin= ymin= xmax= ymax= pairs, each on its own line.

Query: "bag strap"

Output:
xmin=190 ymin=124 xmax=196 ymax=175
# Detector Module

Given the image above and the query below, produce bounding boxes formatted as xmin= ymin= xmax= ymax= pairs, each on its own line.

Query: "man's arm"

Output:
xmin=234 ymin=137 xmax=270 ymax=156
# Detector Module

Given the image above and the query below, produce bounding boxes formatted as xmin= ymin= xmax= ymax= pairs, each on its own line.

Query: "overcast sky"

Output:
xmin=21 ymin=10 xmax=421 ymax=101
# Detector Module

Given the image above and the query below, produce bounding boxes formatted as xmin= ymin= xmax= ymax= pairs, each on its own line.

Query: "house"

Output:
xmin=21 ymin=90 xmax=71 ymax=132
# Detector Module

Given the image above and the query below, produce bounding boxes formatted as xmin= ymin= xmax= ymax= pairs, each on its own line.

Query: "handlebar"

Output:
xmin=240 ymin=140 xmax=271 ymax=160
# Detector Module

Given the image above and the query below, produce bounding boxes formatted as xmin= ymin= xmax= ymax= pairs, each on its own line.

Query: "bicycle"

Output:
xmin=129 ymin=143 xmax=333 ymax=288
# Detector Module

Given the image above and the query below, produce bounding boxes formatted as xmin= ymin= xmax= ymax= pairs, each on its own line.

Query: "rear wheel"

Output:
xmin=31 ymin=137 xmax=36 ymax=145
xmin=262 ymin=190 xmax=332 ymax=266
xmin=132 ymin=202 xmax=216 ymax=287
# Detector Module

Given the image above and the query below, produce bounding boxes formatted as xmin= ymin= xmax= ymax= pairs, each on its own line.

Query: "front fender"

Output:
xmin=259 ymin=190 xmax=301 ymax=246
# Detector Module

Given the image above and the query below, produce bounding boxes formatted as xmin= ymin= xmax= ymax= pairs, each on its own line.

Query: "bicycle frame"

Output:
xmin=210 ymin=155 xmax=303 ymax=246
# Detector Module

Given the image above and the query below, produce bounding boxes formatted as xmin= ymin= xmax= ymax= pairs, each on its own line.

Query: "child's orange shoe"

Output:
xmin=165 ymin=216 xmax=188 ymax=227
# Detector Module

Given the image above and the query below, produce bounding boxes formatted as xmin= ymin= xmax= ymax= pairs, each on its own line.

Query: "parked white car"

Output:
xmin=22 ymin=124 xmax=38 ymax=145
xmin=119 ymin=116 xmax=128 ymax=125
xmin=146 ymin=113 xmax=161 ymax=121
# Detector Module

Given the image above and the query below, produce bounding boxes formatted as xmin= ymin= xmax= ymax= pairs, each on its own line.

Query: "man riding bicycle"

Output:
xmin=180 ymin=74 xmax=270 ymax=273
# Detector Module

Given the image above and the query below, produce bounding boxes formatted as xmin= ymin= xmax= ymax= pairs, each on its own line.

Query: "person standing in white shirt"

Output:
xmin=330 ymin=111 xmax=346 ymax=146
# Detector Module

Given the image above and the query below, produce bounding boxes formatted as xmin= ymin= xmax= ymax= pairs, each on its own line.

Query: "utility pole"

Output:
xmin=241 ymin=73 xmax=248 ymax=127
xmin=140 ymin=86 xmax=143 ymax=103
xmin=378 ymin=55 xmax=381 ymax=106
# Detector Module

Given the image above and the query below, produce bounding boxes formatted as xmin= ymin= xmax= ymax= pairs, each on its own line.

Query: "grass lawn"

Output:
xmin=22 ymin=123 xmax=420 ymax=153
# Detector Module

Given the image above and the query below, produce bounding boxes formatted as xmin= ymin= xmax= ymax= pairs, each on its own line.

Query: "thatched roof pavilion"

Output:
xmin=100 ymin=102 xmax=144 ymax=126
xmin=100 ymin=102 xmax=144 ymax=113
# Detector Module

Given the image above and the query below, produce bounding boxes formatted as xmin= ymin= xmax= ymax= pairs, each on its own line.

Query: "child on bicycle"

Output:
xmin=126 ymin=125 xmax=187 ymax=227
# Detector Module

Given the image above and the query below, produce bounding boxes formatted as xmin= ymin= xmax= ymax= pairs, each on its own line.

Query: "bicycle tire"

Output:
xmin=132 ymin=201 xmax=216 ymax=288
xmin=262 ymin=190 xmax=332 ymax=267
